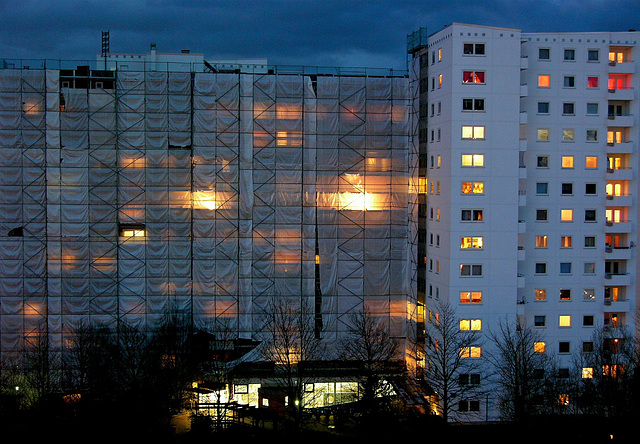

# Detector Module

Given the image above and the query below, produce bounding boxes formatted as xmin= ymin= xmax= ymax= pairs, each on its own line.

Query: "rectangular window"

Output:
xmin=562 ymin=129 xmax=574 ymax=141
xmin=587 ymin=76 xmax=599 ymax=88
xmin=535 ymin=236 xmax=548 ymax=248
xmin=536 ymin=182 xmax=548 ymax=195
xmin=537 ymin=156 xmax=548 ymax=168
xmin=561 ymin=209 xmax=573 ymax=221
xmin=585 ymin=156 xmax=598 ymax=168
xmin=460 ymin=319 xmax=482 ymax=331
xmin=583 ymin=315 xmax=594 ymax=327
xmin=462 ymin=98 xmax=485 ymax=111
xmin=535 ymin=289 xmax=546 ymax=301
xmin=559 ymin=342 xmax=570 ymax=354
xmin=438 ymin=74 xmax=443 ymax=88
xmin=583 ymin=342 xmax=594 ymax=353
xmin=534 ymin=342 xmax=546 ymax=353
xmin=438 ymin=48 xmax=442 ymax=61
xmin=534 ymin=315 xmax=546 ymax=327
xmin=586 ymin=130 xmax=598 ymax=141
xmin=563 ymin=76 xmax=575 ymax=87
xmin=538 ymin=75 xmax=550 ymax=87
xmin=560 ymin=262 xmax=572 ymax=274
xmin=588 ymin=49 xmax=599 ymax=61
xmin=463 ymin=71 xmax=485 ymax=83
xmin=584 ymin=209 xmax=596 ymax=222
xmin=561 ymin=236 xmax=572 ymax=247
xmin=584 ymin=262 xmax=596 ymax=274
xmin=584 ymin=236 xmax=596 ymax=248
xmin=463 ymin=43 xmax=485 ymax=55
xmin=560 ymin=289 xmax=571 ymax=300
xmin=461 ymin=154 xmax=484 ymax=167
xmin=462 ymin=125 xmax=485 ymax=139
xmin=586 ymin=102 xmax=599 ymax=115
xmin=537 ymin=102 xmax=550 ymax=114
xmin=461 ymin=182 xmax=484 ymax=194
xmin=537 ymin=129 xmax=549 ymax=141
xmin=562 ymin=102 xmax=575 ymax=115
xmin=460 ymin=346 xmax=482 ymax=358
xmin=564 ymin=49 xmax=575 ymax=61
xmin=559 ymin=315 xmax=571 ymax=327
xmin=460 ymin=264 xmax=483 ymax=276
xmin=561 ymin=156 xmax=574 ymax=168
xmin=561 ymin=183 xmax=573 ymax=195
xmin=539 ymin=48 xmax=550 ymax=60
xmin=535 ymin=263 xmax=547 ymax=274
xmin=461 ymin=236 xmax=484 ymax=249
xmin=585 ymin=183 xmax=596 ymax=195
xmin=461 ymin=209 xmax=483 ymax=221
xmin=536 ymin=209 xmax=548 ymax=221
xmin=460 ymin=291 xmax=482 ymax=304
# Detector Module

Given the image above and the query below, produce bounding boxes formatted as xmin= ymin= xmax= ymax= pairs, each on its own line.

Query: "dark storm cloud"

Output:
xmin=1 ymin=0 xmax=639 ymax=69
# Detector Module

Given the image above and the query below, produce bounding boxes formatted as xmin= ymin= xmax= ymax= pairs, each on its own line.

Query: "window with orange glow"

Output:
xmin=538 ymin=75 xmax=550 ymax=87
xmin=460 ymin=236 xmax=483 ymax=249
xmin=534 ymin=342 xmax=546 ymax=353
xmin=460 ymin=291 xmax=482 ymax=303
xmin=462 ymin=71 xmax=485 ymax=83
xmin=461 ymin=182 xmax=484 ymax=194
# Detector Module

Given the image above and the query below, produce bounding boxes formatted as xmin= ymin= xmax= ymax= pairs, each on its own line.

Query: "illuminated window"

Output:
xmin=534 ymin=342 xmax=546 ymax=353
xmin=561 ymin=209 xmax=573 ymax=221
xmin=459 ymin=319 xmax=482 ymax=331
xmin=535 ymin=289 xmax=546 ymax=301
xmin=582 ymin=368 xmax=593 ymax=379
xmin=461 ymin=125 xmax=485 ymax=139
xmin=587 ymin=76 xmax=599 ymax=88
xmin=462 ymin=98 xmax=485 ymax=111
xmin=461 ymin=182 xmax=484 ymax=194
xmin=585 ymin=156 xmax=598 ymax=168
xmin=561 ymin=156 xmax=574 ymax=168
xmin=562 ymin=129 xmax=574 ymax=141
xmin=461 ymin=154 xmax=484 ymax=167
xmin=438 ymin=48 xmax=443 ymax=61
xmin=460 ymin=291 xmax=482 ymax=304
xmin=607 ymin=130 xmax=623 ymax=144
xmin=119 ymin=224 xmax=146 ymax=238
xmin=462 ymin=71 xmax=485 ymax=83
xmin=560 ymin=236 xmax=572 ymax=247
xmin=560 ymin=289 xmax=571 ymax=301
xmin=460 ymin=264 xmax=482 ymax=276
xmin=461 ymin=236 xmax=483 ymax=249
xmin=276 ymin=131 xmax=302 ymax=146
xmin=559 ymin=315 xmax=571 ymax=327
xmin=438 ymin=74 xmax=443 ymax=88
xmin=463 ymin=43 xmax=485 ymax=55
xmin=538 ymin=75 xmax=550 ymax=87
xmin=460 ymin=346 xmax=482 ymax=358
xmin=461 ymin=209 xmax=483 ymax=221
xmin=537 ymin=129 xmax=549 ymax=141
xmin=558 ymin=394 xmax=570 ymax=406
xmin=535 ymin=236 xmax=547 ymax=248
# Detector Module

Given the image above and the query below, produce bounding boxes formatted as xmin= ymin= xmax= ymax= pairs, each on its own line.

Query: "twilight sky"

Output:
xmin=1 ymin=0 xmax=639 ymax=70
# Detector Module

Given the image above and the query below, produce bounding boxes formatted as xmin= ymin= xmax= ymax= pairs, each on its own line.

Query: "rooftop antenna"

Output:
xmin=101 ymin=31 xmax=110 ymax=70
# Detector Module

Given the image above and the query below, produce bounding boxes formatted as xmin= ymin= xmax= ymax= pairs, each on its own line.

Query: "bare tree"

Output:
xmin=340 ymin=306 xmax=401 ymax=408
xmin=260 ymin=297 xmax=325 ymax=430
xmin=486 ymin=318 xmax=552 ymax=422
xmin=422 ymin=300 xmax=483 ymax=422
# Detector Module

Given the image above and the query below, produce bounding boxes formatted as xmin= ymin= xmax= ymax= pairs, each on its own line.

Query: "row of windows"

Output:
xmin=533 ymin=262 xmax=597 ymax=275
xmin=536 ymin=128 xmax=600 ymax=142
xmin=537 ymin=101 xmax=600 ymax=115
xmin=430 ymin=42 xmax=485 ymax=66
xmin=537 ymin=74 xmax=601 ymax=88
xmin=533 ymin=288 xmax=597 ymax=302
xmin=536 ymin=155 xmax=598 ymax=169
xmin=534 ymin=314 xmax=597 ymax=328
xmin=537 ymin=47 xmax=601 ymax=62
xmin=535 ymin=208 xmax=598 ymax=222
xmin=536 ymin=182 xmax=598 ymax=195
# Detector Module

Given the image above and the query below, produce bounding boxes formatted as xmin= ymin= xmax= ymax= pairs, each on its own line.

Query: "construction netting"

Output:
xmin=0 ymin=67 xmax=418 ymax=364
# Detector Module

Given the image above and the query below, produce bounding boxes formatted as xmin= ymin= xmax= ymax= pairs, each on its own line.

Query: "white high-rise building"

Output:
xmin=410 ymin=23 xmax=640 ymax=421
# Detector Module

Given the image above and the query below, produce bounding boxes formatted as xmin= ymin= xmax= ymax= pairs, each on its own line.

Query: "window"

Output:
xmin=584 ymin=209 xmax=596 ymax=222
xmin=587 ymin=76 xmax=599 ymax=88
xmin=563 ymin=76 xmax=575 ymax=87
xmin=585 ymin=183 xmax=596 ymax=195
xmin=535 ymin=236 xmax=548 ymax=248
xmin=585 ymin=156 xmax=598 ymax=168
xmin=539 ymin=48 xmax=550 ymax=59
xmin=438 ymin=48 xmax=442 ymax=61
xmin=559 ymin=342 xmax=570 ymax=353
xmin=564 ymin=49 xmax=575 ymax=61
xmin=537 ymin=156 xmax=548 ymax=168
xmin=461 ymin=209 xmax=483 ymax=221
xmin=461 ymin=182 xmax=484 ymax=194
xmin=535 ymin=289 xmax=546 ymax=301
xmin=560 ymin=289 xmax=571 ymax=301
xmin=562 ymin=102 xmax=575 ymax=115
xmin=461 ymin=237 xmax=483 ymax=249
xmin=536 ymin=209 xmax=548 ymax=221
xmin=534 ymin=342 xmax=546 ymax=353
xmin=461 ymin=154 xmax=484 ymax=167
xmin=588 ymin=49 xmax=599 ymax=61
xmin=537 ymin=129 xmax=549 ymax=141
xmin=561 ymin=183 xmax=573 ymax=195
xmin=535 ymin=263 xmax=547 ymax=274
xmin=582 ymin=368 xmax=594 ymax=379
xmin=462 ymin=125 xmax=485 ymax=139
xmin=561 ymin=156 xmax=574 ymax=168
xmin=560 ymin=262 xmax=572 ymax=274
xmin=561 ymin=209 xmax=573 ymax=221
xmin=460 ymin=346 xmax=482 ymax=358
xmin=119 ymin=224 xmax=146 ymax=238
xmin=584 ymin=236 xmax=596 ymax=248
xmin=586 ymin=102 xmax=599 ymax=115
xmin=462 ymin=98 xmax=485 ymax=111
xmin=460 ymin=264 xmax=482 ymax=276
xmin=460 ymin=291 xmax=482 ymax=303
xmin=536 ymin=182 xmax=548 ymax=195
xmin=562 ymin=129 xmax=574 ymax=141
xmin=464 ymin=43 xmax=485 ymax=55
xmin=586 ymin=129 xmax=598 ymax=141
xmin=561 ymin=236 xmax=572 ymax=247
xmin=460 ymin=319 xmax=482 ymax=331
xmin=559 ymin=315 xmax=571 ymax=327
xmin=438 ymin=74 xmax=443 ymax=88
xmin=583 ymin=342 xmax=594 ymax=353
xmin=459 ymin=373 xmax=481 ymax=385
xmin=583 ymin=315 xmax=594 ymax=327
xmin=459 ymin=400 xmax=481 ymax=412
xmin=534 ymin=315 xmax=546 ymax=327
xmin=463 ymin=71 xmax=485 ymax=83
xmin=537 ymin=102 xmax=550 ymax=114
xmin=538 ymin=75 xmax=550 ymax=87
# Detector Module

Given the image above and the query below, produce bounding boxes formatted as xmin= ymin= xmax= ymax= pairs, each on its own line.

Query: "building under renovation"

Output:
xmin=0 ymin=49 xmax=421 ymax=401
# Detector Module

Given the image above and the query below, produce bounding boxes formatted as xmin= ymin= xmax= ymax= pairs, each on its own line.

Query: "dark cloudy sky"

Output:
xmin=1 ymin=0 xmax=639 ymax=70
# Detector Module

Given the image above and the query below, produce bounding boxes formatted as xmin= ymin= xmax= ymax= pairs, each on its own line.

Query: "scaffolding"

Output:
xmin=0 ymin=64 xmax=418 ymax=370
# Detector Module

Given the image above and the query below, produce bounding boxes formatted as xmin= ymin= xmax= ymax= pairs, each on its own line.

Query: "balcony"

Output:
xmin=604 ymin=272 xmax=631 ymax=286
xmin=609 ymin=61 xmax=635 ymax=74
xmin=518 ymin=220 xmax=526 ymax=233
xmin=519 ymin=138 xmax=528 ymax=151
xmin=606 ymin=194 xmax=632 ymax=207
xmin=607 ymin=113 xmax=634 ymax=127
xmin=605 ymin=219 xmax=632 ymax=233
xmin=518 ymin=245 xmax=525 ymax=261
xmin=520 ymin=56 xmax=529 ymax=70
xmin=607 ymin=167 xmax=634 ymax=180
xmin=517 ymin=273 xmax=525 ymax=288
xmin=606 ymin=141 xmax=634 ymax=154
xmin=520 ymin=84 xmax=528 ymax=97
xmin=607 ymin=87 xmax=634 ymax=101
xmin=605 ymin=245 xmax=632 ymax=260
xmin=604 ymin=299 xmax=632 ymax=312
xmin=519 ymin=111 xmax=527 ymax=124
